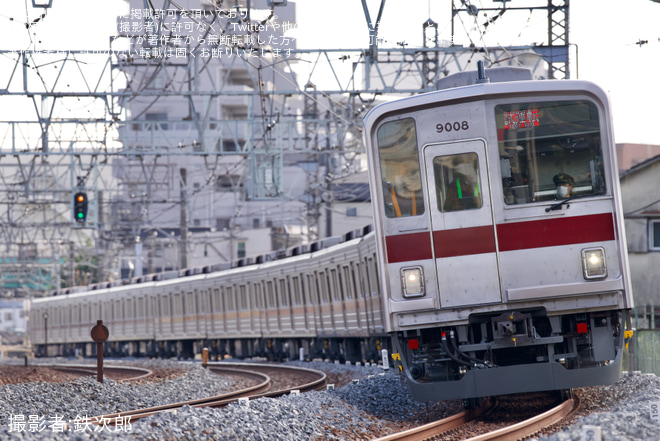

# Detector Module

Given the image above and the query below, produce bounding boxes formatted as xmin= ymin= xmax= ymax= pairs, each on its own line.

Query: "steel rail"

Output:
xmin=372 ymin=398 xmax=496 ymax=441
xmin=465 ymin=395 xmax=579 ymax=441
xmin=373 ymin=394 xmax=579 ymax=441
xmin=47 ymin=364 xmax=153 ymax=382
xmin=89 ymin=366 xmax=271 ymax=424
xmin=87 ymin=363 xmax=326 ymax=425
xmin=209 ymin=362 xmax=329 ymax=396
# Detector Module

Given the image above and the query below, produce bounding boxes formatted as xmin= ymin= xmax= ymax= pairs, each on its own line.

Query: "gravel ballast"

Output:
xmin=0 ymin=358 xmax=657 ymax=440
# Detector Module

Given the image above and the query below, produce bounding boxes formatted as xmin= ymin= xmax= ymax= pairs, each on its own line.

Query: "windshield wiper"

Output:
xmin=545 ymin=195 xmax=580 ymax=212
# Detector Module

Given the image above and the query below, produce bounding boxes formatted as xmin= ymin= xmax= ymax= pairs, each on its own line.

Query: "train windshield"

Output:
xmin=377 ymin=118 xmax=425 ymax=218
xmin=495 ymin=100 xmax=606 ymax=205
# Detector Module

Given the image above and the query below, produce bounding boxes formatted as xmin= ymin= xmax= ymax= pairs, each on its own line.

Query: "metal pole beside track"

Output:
xmin=91 ymin=320 xmax=109 ymax=383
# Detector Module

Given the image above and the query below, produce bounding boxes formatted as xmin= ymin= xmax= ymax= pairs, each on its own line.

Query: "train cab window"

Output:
xmin=495 ymin=100 xmax=606 ymax=205
xmin=432 ymin=153 xmax=483 ymax=212
xmin=377 ymin=118 xmax=425 ymax=218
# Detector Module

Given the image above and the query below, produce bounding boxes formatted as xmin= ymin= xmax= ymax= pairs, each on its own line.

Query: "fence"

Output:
xmin=624 ymin=305 xmax=660 ymax=375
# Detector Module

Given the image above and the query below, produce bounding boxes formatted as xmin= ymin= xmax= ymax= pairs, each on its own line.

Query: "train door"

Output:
xmin=278 ymin=278 xmax=292 ymax=331
xmin=422 ymin=139 xmax=502 ymax=307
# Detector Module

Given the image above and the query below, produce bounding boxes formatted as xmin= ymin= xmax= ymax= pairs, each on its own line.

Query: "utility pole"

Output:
xmin=179 ymin=168 xmax=189 ymax=270
xmin=0 ymin=0 xmax=557 ymax=297
xmin=96 ymin=190 xmax=104 ymax=283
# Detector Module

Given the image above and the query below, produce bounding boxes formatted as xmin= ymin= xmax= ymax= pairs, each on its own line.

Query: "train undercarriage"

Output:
xmin=393 ymin=308 xmax=628 ymax=401
xmin=33 ymin=336 xmax=390 ymax=365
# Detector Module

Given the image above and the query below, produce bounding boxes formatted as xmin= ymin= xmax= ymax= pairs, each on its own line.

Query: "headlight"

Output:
xmin=401 ymin=266 xmax=424 ymax=298
xmin=582 ymin=247 xmax=607 ymax=280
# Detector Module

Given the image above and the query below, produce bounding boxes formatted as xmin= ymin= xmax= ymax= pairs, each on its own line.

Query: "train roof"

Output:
xmin=363 ymin=77 xmax=610 ymax=129
xmin=29 ymin=228 xmax=376 ymax=305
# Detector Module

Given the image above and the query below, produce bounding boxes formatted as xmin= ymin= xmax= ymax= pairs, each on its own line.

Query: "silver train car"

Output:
xmin=363 ymin=67 xmax=634 ymax=401
xmin=28 ymin=226 xmax=389 ymax=363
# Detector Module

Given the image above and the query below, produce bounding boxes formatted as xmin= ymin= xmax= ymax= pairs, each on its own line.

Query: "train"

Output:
xmin=362 ymin=66 xmax=634 ymax=402
xmin=28 ymin=226 xmax=388 ymax=363
xmin=28 ymin=65 xmax=634 ymax=403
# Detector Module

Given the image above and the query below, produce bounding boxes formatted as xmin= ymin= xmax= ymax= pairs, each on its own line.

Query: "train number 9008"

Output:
xmin=436 ymin=121 xmax=469 ymax=133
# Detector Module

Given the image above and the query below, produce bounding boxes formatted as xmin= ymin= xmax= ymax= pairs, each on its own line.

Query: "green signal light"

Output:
xmin=77 ymin=213 xmax=84 ymax=218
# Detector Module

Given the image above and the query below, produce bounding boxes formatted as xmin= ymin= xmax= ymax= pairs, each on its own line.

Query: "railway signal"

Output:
xmin=73 ymin=192 xmax=88 ymax=224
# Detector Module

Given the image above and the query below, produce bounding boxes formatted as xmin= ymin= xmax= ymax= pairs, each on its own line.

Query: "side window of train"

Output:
xmin=104 ymin=301 xmax=112 ymax=321
xmin=341 ymin=266 xmax=354 ymax=300
xmin=329 ymin=268 xmax=342 ymax=302
xmin=279 ymin=279 xmax=289 ymax=307
xmin=126 ymin=299 xmax=133 ymax=319
xmin=254 ymin=283 xmax=263 ymax=310
xmin=162 ymin=296 xmax=170 ymax=316
xmin=318 ymin=271 xmax=329 ymax=303
xmin=495 ymin=100 xmax=606 ymax=205
xmin=292 ymin=276 xmax=302 ymax=305
xmin=352 ymin=262 xmax=365 ymax=298
xmin=173 ymin=294 xmax=182 ymax=315
xmin=213 ymin=288 xmax=222 ymax=312
xmin=377 ymin=118 xmax=425 ymax=218
xmin=239 ymin=285 xmax=248 ymax=310
xmin=266 ymin=281 xmax=276 ymax=309
xmin=306 ymin=274 xmax=318 ymax=305
xmin=370 ymin=255 xmax=381 ymax=297
xmin=301 ymin=274 xmax=309 ymax=305
xmin=226 ymin=286 xmax=235 ymax=311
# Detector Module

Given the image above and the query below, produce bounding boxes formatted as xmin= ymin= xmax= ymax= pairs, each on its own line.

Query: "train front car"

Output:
xmin=363 ymin=71 xmax=633 ymax=402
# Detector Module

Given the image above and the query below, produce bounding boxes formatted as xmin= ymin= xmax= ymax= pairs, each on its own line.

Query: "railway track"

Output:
xmin=48 ymin=364 xmax=153 ymax=382
xmin=373 ymin=392 xmax=580 ymax=441
xmin=86 ymin=362 xmax=327 ymax=426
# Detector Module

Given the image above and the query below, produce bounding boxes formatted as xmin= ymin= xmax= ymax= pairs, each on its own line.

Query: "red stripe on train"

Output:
xmin=385 ymin=213 xmax=615 ymax=263
xmin=433 ymin=225 xmax=496 ymax=258
xmin=496 ymin=212 xmax=615 ymax=251
xmin=385 ymin=232 xmax=433 ymax=263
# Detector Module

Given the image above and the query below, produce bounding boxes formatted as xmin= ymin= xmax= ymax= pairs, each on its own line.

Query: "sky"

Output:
xmin=295 ymin=0 xmax=660 ymax=145
xmin=1 ymin=0 xmax=659 ymax=145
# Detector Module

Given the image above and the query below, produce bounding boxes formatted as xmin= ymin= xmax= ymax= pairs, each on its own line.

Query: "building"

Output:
xmin=619 ymin=154 xmax=660 ymax=310
xmin=0 ymin=300 xmax=26 ymax=334
xmin=108 ymin=0 xmax=372 ymax=276
xmin=616 ymin=143 xmax=660 ymax=174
